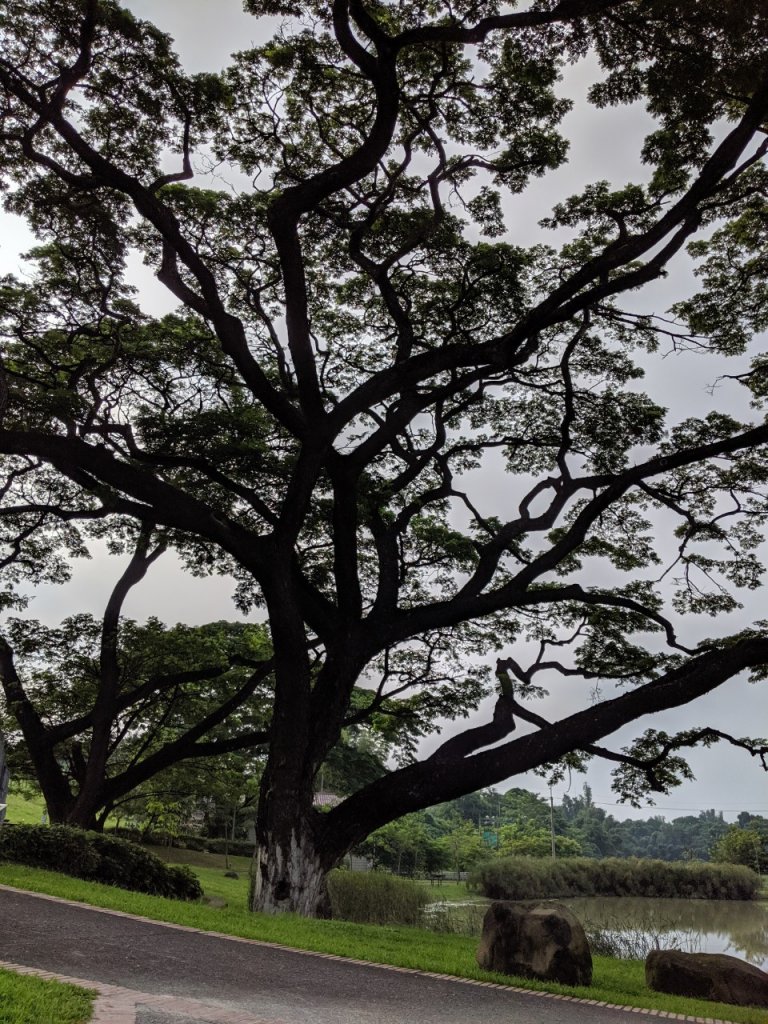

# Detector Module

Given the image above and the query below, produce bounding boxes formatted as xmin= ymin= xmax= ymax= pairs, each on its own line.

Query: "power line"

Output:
xmin=592 ymin=799 xmax=768 ymax=813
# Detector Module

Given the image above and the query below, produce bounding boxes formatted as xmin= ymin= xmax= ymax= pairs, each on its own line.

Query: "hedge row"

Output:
xmin=470 ymin=856 xmax=760 ymax=901
xmin=108 ymin=827 xmax=255 ymax=859
xmin=0 ymin=824 xmax=202 ymax=900
xmin=327 ymin=870 xmax=430 ymax=925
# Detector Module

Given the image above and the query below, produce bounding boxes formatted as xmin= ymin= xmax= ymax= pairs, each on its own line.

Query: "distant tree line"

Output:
xmin=355 ymin=784 xmax=768 ymax=876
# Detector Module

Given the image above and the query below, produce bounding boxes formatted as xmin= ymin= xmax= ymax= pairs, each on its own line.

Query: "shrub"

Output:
xmin=179 ymin=834 xmax=209 ymax=852
xmin=469 ymin=856 xmax=759 ymax=902
xmin=204 ymin=837 xmax=254 ymax=858
xmin=327 ymin=870 xmax=430 ymax=925
xmin=106 ymin=827 xmax=254 ymax=858
xmin=0 ymin=824 xmax=202 ymax=900
xmin=711 ymin=825 xmax=768 ymax=874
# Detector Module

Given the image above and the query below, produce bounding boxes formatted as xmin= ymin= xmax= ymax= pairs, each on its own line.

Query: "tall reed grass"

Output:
xmin=470 ymin=857 xmax=759 ymax=901
xmin=327 ymin=870 xmax=430 ymax=925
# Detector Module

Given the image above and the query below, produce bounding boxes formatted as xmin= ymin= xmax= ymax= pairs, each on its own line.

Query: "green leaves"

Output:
xmin=711 ymin=822 xmax=768 ymax=873
xmin=674 ymin=177 xmax=768 ymax=356
xmin=589 ymin=0 xmax=768 ymax=191
xmin=611 ymin=729 xmax=696 ymax=807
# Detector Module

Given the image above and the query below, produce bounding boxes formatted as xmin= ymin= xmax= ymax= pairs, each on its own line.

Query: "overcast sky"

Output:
xmin=1 ymin=1 xmax=766 ymax=824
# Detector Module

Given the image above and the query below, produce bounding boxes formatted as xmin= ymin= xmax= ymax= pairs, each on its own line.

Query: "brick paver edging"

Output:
xmin=0 ymin=883 xmax=743 ymax=1024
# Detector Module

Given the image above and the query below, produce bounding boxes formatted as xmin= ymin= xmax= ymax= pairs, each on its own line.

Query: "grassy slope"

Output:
xmin=3 ymin=792 xmax=47 ymax=826
xmin=0 ymin=967 xmax=95 ymax=1024
xmin=0 ymin=861 xmax=765 ymax=1024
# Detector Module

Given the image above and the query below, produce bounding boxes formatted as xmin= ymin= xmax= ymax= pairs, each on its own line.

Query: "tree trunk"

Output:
xmin=249 ymin=567 xmax=346 ymax=916
xmin=250 ymin=822 xmax=333 ymax=917
xmin=64 ymin=800 xmax=103 ymax=832
xmin=41 ymin=788 xmax=102 ymax=831
xmin=249 ymin=757 xmax=342 ymax=917
xmin=248 ymin=742 xmax=339 ymax=917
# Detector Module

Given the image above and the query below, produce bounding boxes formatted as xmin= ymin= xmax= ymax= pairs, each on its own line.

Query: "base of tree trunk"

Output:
xmin=250 ymin=829 xmax=331 ymax=917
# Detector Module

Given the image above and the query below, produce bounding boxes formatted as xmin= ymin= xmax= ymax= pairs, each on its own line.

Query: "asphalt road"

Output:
xmin=0 ymin=886 xmax=668 ymax=1024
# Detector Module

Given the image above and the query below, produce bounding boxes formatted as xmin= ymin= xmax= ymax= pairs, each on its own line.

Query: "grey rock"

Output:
xmin=476 ymin=900 xmax=592 ymax=986
xmin=646 ymin=949 xmax=768 ymax=1008
xmin=200 ymin=895 xmax=227 ymax=908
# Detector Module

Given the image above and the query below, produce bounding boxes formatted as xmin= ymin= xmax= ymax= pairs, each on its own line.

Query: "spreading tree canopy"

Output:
xmin=1 ymin=0 xmax=768 ymax=915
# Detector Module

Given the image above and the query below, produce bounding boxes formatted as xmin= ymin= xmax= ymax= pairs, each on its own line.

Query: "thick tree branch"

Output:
xmin=101 ymin=661 xmax=273 ymax=805
xmin=324 ymin=634 xmax=768 ymax=849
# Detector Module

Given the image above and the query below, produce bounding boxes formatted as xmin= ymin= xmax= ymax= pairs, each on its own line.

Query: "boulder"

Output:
xmin=476 ymin=900 xmax=592 ymax=986
xmin=646 ymin=949 xmax=768 ymax=1008
xmin=201 ymin=895 xmax=227 ymax=908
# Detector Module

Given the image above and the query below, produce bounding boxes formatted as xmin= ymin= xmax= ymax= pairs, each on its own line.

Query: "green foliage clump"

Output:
xmin=0 ymin=824 xmax=202 ymax=900
xmin=202 ymin=836 xmax=255 ymax=858
xmin=327 ymin=869 xmax=430 ymax=926
xmin=711 ymin=823 xmax=768 ymax=874
xmin=109 ymin=827 xmax=255 ymax=859
xmin=470 ymin=856 xmax=759 ymax=901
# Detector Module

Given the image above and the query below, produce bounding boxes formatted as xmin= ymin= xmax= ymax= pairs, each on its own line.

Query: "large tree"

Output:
xmin=0 ymin=0 xmax=768 ymax=915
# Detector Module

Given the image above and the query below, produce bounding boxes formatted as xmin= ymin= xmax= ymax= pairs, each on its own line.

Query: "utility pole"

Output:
xmin=549 ymin=786 xmax=556 ymax=860
xmin=0 ymin=733 xmax=8 ymax=824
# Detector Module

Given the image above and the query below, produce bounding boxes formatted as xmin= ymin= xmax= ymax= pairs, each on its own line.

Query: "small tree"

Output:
xmin=0 ymin=530 xmax=273 ymax=829
xmin=497 ymin=823 xmax=582 ymax=859
xmin=439 ymin=818 xmax=487 ymax=880
xmin=202 ymin=755 xmax=261 ymax=868
xmin=712 ymin=825 xmax=768 ymax=874
xmin=361 ymin=813 xmax=443 ymax=874
xmin=500 ymin=789 xmax=552 ymax=832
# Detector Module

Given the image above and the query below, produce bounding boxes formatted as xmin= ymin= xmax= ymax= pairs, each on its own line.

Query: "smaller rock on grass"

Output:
xmin=476 ymin=900 xmax=592 ymax=987
xmin=646 ymin=949 xmax=768 ymax=1009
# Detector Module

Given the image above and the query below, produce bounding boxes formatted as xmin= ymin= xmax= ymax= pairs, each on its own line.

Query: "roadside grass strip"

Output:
xmin=0 ymin=964 xmax=95 ymax=1024
xmin=1 ymin=862 xmax=766 ymax=1024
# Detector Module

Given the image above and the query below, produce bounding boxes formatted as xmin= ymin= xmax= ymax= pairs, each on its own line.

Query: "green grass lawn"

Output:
xmin=3 ymin=792 xmax=47 ymax=826
xmin=418 ymin=879 xmax=471 ymax=901
xmin=0 ymin=860 xmax=765 ymax=1023
xmin=148 ymin=850 xmax=475 ymax=910
xmin=0 ymin=967 xmax=95 ymax=1024
xmin=144 ymin=846 xmax=253 ymax=906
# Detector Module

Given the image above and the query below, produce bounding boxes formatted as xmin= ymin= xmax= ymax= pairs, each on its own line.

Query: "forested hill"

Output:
xmin=359 ymin=784 xmax=768 ymax=873
xmin=457 ymin=786 xmax=767 ymax=861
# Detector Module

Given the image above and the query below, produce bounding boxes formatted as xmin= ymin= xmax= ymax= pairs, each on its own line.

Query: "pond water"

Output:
xmin=423 ymin=896 xmax=768 ymax=969
xmin=563 ymin=896 xmax=768 ymax=969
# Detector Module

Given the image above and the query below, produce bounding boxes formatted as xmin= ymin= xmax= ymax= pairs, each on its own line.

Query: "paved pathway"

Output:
xmin=0 ymin=885 xmax=738 ymax=1024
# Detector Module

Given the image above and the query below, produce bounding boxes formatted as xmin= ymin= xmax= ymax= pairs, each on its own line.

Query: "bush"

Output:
xmin=469 ymin=856 xmax=760 ymax=902
xmin=327 ymin=870 xmax=430 ymax=925
xmin=162 ymin=832 xmax=209 ymax=853
xmin=0 ymin=824 xmax=202 ymax=900
xmin=204 ymin=837 xmax=254 ymax=857
xmin=711 ymin=825 xmax=768 ymax=874
xmin=106 ymin=827 xmax=254 ymax=858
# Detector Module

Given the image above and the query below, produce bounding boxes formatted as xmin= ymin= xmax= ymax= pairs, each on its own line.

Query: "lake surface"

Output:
xmin=424 ymin=896 xmax=768 ymax=969
xmin=563 ymin=896 xmax=768 ymax=969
